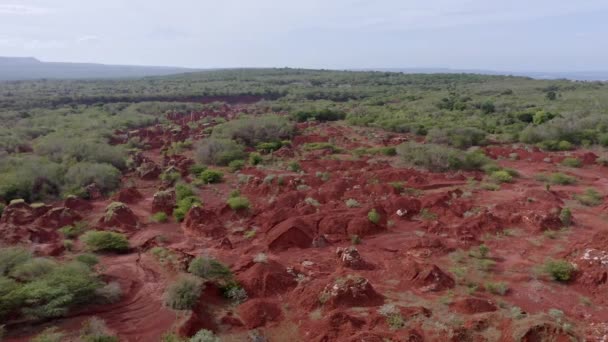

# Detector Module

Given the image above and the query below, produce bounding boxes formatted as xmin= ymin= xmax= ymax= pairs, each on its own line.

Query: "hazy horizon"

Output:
xmin=2 ymin=0 xmax=608 ymax=72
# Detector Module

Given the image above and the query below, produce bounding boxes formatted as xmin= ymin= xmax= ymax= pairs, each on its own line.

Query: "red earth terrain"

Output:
xmin=2 ymin=104 xmax=608 ymax=341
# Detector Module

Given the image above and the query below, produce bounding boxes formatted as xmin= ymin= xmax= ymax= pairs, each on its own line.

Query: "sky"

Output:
xmin=1 ymin=0 xmax=607 ymax=71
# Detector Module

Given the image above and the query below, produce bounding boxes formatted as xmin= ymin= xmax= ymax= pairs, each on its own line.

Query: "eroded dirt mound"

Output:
xmin=113 ymin=187 xmax=144 ymax=204
xmin=402 ymin=258 xmax=455 ymax=292
xmin=237 ymin=299 xmax=283 ymax=329
xmin=36 ymin=207 xmax=82 ymax=228
xmin=450 ymin=297 xmax=497 ymax=314
xmin=99 ymin=202 xmax=139 ymax=230
xmin=320 ymin=276 xmax=384 ymax=309
xmin=236 ymin=260 xmax=297 ymax=298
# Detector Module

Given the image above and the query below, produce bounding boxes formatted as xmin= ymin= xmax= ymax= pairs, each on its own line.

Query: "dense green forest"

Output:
xmin=1 ymin=68 xmax=607 ymax=203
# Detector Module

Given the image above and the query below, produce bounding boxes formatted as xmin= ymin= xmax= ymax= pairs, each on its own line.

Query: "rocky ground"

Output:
xmin=3 ymin=104 xmax=608 ymax=341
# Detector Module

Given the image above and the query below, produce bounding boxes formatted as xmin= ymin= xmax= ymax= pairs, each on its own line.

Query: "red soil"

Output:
xmin=4 ymin=106 xmax=608 ymax=341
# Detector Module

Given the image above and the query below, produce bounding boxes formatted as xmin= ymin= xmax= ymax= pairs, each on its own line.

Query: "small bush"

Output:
xmin=368 ymin=209 xmax=381 ymax=224
xmin=249 ymin=152 xmax=263 ymax=165
xmin=195 ymin=138 xmax=246 ymax=166
xmin=10 ymin=258 xmax=57 ymax=281
xmin=31 ymin=327 xmax=65 ymax=342
xmin=544 ymin=259 xmax=575 ymax=282
xmin=190 ymin=329 xmax=221 ymax=342
xmin=199 ymin=170 xmax=223 ymax=184
xmin=396 ymin=142 xmax=490 ymax=172
xmin=81 ymin=231 xmax=129 ymax=252
xmin=0 ymin=246 xmax=33 ymax=275
xmin=490 ymin=170 xmax=513 ymax=183
xmin=288 ymin=161 xmax=301 ymax=172
xmin=59 ymin=221 xmax=88 ymax=238
xmin=188 ymin=257 xmax=233 ymax=281
xmin=175 ymin=183 xmax=196 ymax=201
xmin=80 ymin=317 xmax=118 ymax=342
xmin=345 ymin=199 xmax=360 ymax=208
xmin=75 ymin=254 xmax=99 ymax=267
xmin=302 ymin=142 xmax=339 ymax=152
xmin=485 ymin=281 xmax=509 ymax=295
xmin=227 ymin=196 xmax=250 ymax=211
xmin=165 ymin=277 xmax=203 ymax=310
xmin=151 ymin=212 xmax=169 ymax=223
xmin=575 ymin=188 xmax=603 ymax=206
xmin=211 ymin=115 xmax=294 ymax=147
xmin=548 ymin=173 xmax=576 ymax=185
xmin=559 ymin=208 xmax=572 ymax=226
xmin=228 ymin=159 xmax=245 ymax=172
xmin=561 ymin=157 xmax=582 ymax=168
xmin=188 ymin=164 xmax=207 ymax=176
xmin=173 ymin=196 xmax=201 ymax=222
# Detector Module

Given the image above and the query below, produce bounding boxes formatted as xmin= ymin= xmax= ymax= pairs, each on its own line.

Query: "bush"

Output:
xmin=427 ymin=127 xmax=487 ymax=149
xmin=151 ymin=212 xmax=169 ymax=223
xmin=575 ymin=188 xmax=603 ymax=206
xmin=31 ymin=327 xmax=65 ymax=342
xmin=10 ymin=258 xmax=57 ymax=281
xmin=288 ymin=161 xmax=301 ymax=172
xmin=190 ymin=329 xmax=221 ymax=342
xmin=65 ymin=162 xmax=121 ymax=194
xmin=0 ymin=203 xmax=4 ymax=218
xmin=396 ymin=142 xmax=490 ymax=172
xmin=548 ymin=173 xmax=576 ymax=185
xmin=175 ymin=183 xmax=196 ymax=201
xmin=81 ymin=231 xmax=129 ymax=252
xmin=227 ymin=196 xmax=250 ymax=211
xmin=368 ymin=209 xmax=381 ymax=224
xmin=80 ymin=317 xmax=118 ymax=342
xmin=211 ymin=115 xmax=294 ymax=147
xmin=75 ymin=254 xmax=99 ymax=267
xmin=165 ymin=276 xmax=203 ymax=310
xmin=249 ymin=152 xmax=263 ymax=165
xmin=302 ymin=142 xmax=339 ymax=152
xmin=0 ymin=246 xmax=33 ymax=276
xmin=188 ymin=257 xmax=233 ymax=281
xmin=559 ymin=208 xmax=572 ymax=226
xmin=544 ymin=259 xmax=575 ymax=282
xmin=561 ymin=157 xmax=582 ymax=168
xmin=228 ymin=159 xmax=245 ymax=172
xmin=345 ymin=199 xmax=360 ymax=208
xmin=490 ymin=170 xmax=513 ymax=183
xmin=199 ymin=170 xmax=223 ymax=184
xmin=173 ymin=196 xmax=201 ymax=222
xmin=195 ymin=138 xmax=246 ymax=166
xmin=292 ymin=108 xmax=345 ymax=122
xmin=18 ymin=262 xmax=102 ymax=319
xmin=59 ymin=221 xmax=88 ymax=238
xmin=485 ymin=281 xmax=509 ymax=295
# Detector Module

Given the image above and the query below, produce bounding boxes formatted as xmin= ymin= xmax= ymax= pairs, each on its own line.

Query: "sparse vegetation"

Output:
xmin=544 ymin=259 xmax=575 ymax=282
xmin=165 ymin=276 xmax=203 ymax=310
xmin=227 ymin=196 xmax=251 ymax=211
xmin=575 ymin=188 xmax=603 ymax=206
xmin=368 ymin=208 xmax=381 ymax=224
xmin=81 ymin=231 xmax=129 ymax=252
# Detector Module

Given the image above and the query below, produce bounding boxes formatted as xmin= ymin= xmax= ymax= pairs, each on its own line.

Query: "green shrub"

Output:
xmin=559 ymin=208 xmax=572 ymax=226
xmin=544 ymin=259 xmax=575 ymax=282
xmin=228 ymin=159 xmax=245 ymax=172
xmin=0 ymin=246 xmax=33 ymax=276
xmin=151 ymin=212 xmax=168 ymax=223
xmin=249 ymin=152 xmax=263 ymax=165
xmin=292 ymin=108 xmax=345 ymax=122
xmin=427 ymin=127 xmax=487 ymax=149
xmin=10 ymin=258 xmax=57 ymax=281
xmin=302 ymin=142 xmax=339 ymax=152
xmin=396 ymin=142 xmax=490 ymax=172
xmin=575 ymin=188 xmax=603 ymax=206
xmin=211 ymin=115 xmax=294 ymax=147
xmin=256 ymin=141 xmax=283 ymax=153
xmin=368 ymin=209 xmax=381 ymax=224
xmin=561 ymin=157 xmax=582 ymax=168
xmin=173 ymin=196 xmax=201 ymax=222
xmin=75 ymin=254 xmax=99 ymax=267
xmin=81 ymin=231 xmax=129 ymax=252
xmin=80 ymin=317 xmax=118 ymax=342
xmin=199 ymin=170 xmax=223 ymax=184
xmin=490 ymin=170 xmax=513 ymax=183
xmin=227 ymin=196 xmax=250 ymax=211
xmin=175 ymin=183 xmax=196 ymax=201
xmin=17 ymin=262 xmax=102 ymax=319
xmin=188 ymin=257 xmax=233 ymax=281
xmin=195 ymin=138 xmax=246 ymax=166
xmin=548 ymin=173 xmax=576 ymax=185
xmin=165 ymin=277 xmax=203 ymax=310
xmin=0 ymin=203 xmax=4 ymax=218
xmin=188 ymin=164 xmax=207 ymax=176
xmin=288 ymin=161 xmax=301 ymax=172
xmin=59 ymin=221 xmax=88 ymax=238
xmin=485 ymin=281 xmax=509 ymax=295
xmin=31 ymin=327 xmax=65 ymax=342
xmin=65 ymin=162 xmax=121 ymax=194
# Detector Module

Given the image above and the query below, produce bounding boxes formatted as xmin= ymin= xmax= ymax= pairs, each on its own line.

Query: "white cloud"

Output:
xmin=0 ymin=4 xmax=50 ymax=15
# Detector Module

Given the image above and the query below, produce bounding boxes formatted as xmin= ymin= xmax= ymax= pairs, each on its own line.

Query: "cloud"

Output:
xmin=77 ymin=35 xmax=100 ymax=44
xmin=0 ymin=4 xmax=50 ymax=15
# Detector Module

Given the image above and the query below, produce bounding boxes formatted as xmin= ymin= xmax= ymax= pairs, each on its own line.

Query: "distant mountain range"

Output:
xmin=1 ymin=57 xmax=607 ymax=81
xmin=360 ymin=68 xmax=608 ymax=81
xmin=0 ymin=57 xmax=199 ymax=81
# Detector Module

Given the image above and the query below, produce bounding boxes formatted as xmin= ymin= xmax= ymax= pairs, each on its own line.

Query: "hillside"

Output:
xmin=0 ymin=57 xmax=198 ymax=81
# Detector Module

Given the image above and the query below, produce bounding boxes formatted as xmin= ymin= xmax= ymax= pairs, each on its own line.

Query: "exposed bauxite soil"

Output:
xmin=3 ymin=105 xmax=608 ymax=341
